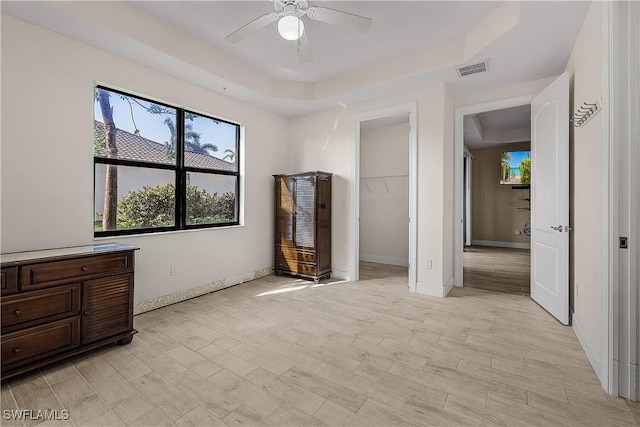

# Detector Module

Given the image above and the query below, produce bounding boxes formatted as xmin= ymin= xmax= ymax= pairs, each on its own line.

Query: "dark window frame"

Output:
xmin=94 ymin=86 xmax=241 ymax=237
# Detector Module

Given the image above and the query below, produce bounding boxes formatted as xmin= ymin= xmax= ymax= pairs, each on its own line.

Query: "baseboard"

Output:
xmin=134 ymin=266 xmax=273 ymax=315
xmin=572 ymin=310 xmax=606 ymax=387
xmin=443 ymin=276 xmax=455 ymax=296
xmin=416 ymin=277 xmax=455 ymax=298
xmin=471 ymin=240 xmax=531 ymax=249
xmin=331 ymin=270 xmax=350 ymax=281
xmin=360 ymin=254 xmax=409 ymax=267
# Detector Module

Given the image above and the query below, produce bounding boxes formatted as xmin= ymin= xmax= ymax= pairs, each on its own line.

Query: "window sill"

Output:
xmin=93 ymin=223 xmax=245 ymax=241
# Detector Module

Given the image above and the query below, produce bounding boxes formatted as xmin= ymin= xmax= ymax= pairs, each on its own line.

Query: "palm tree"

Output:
xmin=163 ymin=118 xmax=218 ymax=160
xmin=185 ymin=124 xmax=218 ymax=155
xmin=500 ymin=151 xmax=512 ymax=182
xmin=223 ymin=149 xmax=236 ymax=162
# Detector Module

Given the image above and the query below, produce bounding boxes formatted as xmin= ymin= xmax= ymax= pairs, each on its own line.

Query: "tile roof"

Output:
xmin=94 ymin=121 xmax=236 ymax=172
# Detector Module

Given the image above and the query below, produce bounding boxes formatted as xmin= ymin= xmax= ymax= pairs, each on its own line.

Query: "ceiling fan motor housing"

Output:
xmin=226 ymin=0 xmax=372 ymax=63
xmin=276 ymin=0 xmax=308 ymax=17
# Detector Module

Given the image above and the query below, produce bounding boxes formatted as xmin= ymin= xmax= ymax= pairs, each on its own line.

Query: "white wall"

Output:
xmin=1 ymin=15 xmax=289 ymax=305
xmin=442 ymin=89 xmax=455 ymax=288
xmin=289 ymin=83 xmax=452 ymax=289
xmin=359 ymin=123 xmax=409 ymax=266
xmin=564 ymin=1 xmax=605 ymax=384
xmin=454 ymin=77 xmax=556 ymax=109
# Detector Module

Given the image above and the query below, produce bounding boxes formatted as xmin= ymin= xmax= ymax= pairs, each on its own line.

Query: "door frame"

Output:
xmin=463 ymin=148 xmax=473 ymax=247
xmin=605 ymin=0 xmax=639 ymax=400
xmin=454 ymin=94 xmax=535 ymax=287
xmin=351 ymin=102 xmax=418 ymax=291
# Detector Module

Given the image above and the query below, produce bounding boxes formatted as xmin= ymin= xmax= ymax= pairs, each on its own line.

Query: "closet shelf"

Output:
xmin=360 ymin=174 xmax=408 ymax=179
xmin=361 ymin=174 xmax=408 ymax=194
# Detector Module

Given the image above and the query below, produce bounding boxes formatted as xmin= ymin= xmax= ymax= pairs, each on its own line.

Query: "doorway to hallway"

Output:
xmin=463 ymin=246 xmax=530 ymax=296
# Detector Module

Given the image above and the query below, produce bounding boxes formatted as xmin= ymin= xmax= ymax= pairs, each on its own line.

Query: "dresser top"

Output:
xmin=1 ymin=243 xmax=139 ymax=266
xmin=273 ymin=171 xmax=332 ymax=178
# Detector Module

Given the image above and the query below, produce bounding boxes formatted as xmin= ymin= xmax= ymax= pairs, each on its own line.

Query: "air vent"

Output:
xmin=456 ymin=59 xmax=489 ymax=78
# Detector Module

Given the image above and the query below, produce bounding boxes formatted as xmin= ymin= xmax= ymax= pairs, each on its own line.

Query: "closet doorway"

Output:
xmin=351 ymin=103 xmax=417 ymax=291
xmin=359 ymin=114 xmax=410 ymax=285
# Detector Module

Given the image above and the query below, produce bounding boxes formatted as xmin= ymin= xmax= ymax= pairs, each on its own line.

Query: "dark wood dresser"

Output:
xmin=273 ymin=171 xmax=332 ymax=283
xmin=1 ymin=243 xmax=138 ymax=380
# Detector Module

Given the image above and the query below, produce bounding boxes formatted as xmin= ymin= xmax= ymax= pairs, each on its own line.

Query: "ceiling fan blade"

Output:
xmin=225 ymin=12 xmax=279 ymax=43
xmin=306 ymin=6 xmax=372 ymax=33
xmin=297 ymin=31 xmax=313 ymax=63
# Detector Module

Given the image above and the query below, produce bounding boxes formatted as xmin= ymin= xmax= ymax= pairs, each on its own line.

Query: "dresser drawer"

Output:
xmin=21 ymin=253 xmax=133 ymax=290
xmin=276 ymin=247 xmax=316 ymax=263
xmin=1 ymin=317 xmax=80 ymax=368
xmin=1 ymin=284 xmax=80 ymax=331
xmin=1 ymin=267 xmax=18 ymax=295
xmin=296 ymin=262 xmax=317 ymax=276
xmin=275 ymin=257 xmax=316 ymax=276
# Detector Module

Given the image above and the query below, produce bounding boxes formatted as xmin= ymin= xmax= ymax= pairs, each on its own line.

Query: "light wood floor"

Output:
xmin=464 ymin=246 xmax=531 ymax=296
xmin=359 ymin=261 xmax=407 ymax=283
xmin=3 ymin=270 xmax=639 ymax=426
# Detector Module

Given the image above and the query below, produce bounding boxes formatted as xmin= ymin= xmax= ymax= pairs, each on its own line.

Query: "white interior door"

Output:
xmin=531 ymin=72 xmax=570 ymax=325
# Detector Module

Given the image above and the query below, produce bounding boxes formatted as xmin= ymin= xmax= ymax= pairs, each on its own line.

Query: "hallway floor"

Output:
xmin=464 ymin=245 xmax=531 ymax=296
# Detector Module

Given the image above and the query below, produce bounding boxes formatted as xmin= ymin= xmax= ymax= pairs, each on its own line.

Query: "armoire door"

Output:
xmin=295 ymin=176 xmax=316 ymax=250
xmin=317 ymin=176 xmax=332 ymax=272
xmin=275 ymin=176 xmax=295 ymax=248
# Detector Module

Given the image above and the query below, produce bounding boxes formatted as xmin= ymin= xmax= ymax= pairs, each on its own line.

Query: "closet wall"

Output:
xmin=360 ymin=122 xmax=410 ymax=266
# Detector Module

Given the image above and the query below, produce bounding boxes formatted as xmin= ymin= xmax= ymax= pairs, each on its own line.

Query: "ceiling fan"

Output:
xmin=225 ymin=0 xmax=373 ymax=63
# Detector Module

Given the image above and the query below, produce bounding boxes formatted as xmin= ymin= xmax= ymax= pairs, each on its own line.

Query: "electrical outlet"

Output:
xmin=426 ymin=260 xmax=433 ymax=269
xmin=170 ymin=266 xmax=177 ymax=276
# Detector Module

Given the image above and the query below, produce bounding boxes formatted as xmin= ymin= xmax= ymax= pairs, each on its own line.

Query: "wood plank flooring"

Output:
xmin=2 ymin=267 xmax=639 ymax=426
xmin=464 ymin=245 xmax=531 ymax=296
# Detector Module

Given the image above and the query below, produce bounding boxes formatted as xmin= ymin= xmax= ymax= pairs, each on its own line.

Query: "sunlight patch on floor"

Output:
xmin=255 ymin=284 xmax=309 ymax=297
xmin=255 ymin=276 xmax=349 ymax=296
xmin=311 ymin=279 xmax=348 ymax=288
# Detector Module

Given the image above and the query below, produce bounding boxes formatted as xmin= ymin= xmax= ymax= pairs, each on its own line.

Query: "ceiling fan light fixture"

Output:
xmin=278 ymin=15 xmax=304 ymax=41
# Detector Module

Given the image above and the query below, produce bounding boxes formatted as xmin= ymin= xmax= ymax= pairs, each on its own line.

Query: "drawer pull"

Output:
xmin=83 ymin=310 xmax=90 ymax=316
xmin=13 ymin=309 xmax=22 ymax=317
xmin=12 ymin=347 xmax=21 ymax=354
xmin=81 ymin=266 xmax=88 ymax=272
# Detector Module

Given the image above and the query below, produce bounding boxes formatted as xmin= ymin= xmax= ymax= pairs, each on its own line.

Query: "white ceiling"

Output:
xmin=128 ymin=1 xmax=501 ymax=82
xmin=1 ymin=1 xmax=591 ymax=118
xmin=464 ymin=104 xmax=532 ymax=149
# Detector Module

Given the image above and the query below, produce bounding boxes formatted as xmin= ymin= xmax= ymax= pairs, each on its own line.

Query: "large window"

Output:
xmin=94 ymin=86 xmax=240 ymax=236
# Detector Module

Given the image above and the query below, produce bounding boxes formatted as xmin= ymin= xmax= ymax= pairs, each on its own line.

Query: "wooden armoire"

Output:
xmin=273 ymin=171 xmax=332 ymax=283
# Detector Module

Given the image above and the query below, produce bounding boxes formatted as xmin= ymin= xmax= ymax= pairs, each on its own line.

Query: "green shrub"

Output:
xmin=117 ymin=183 xmax=235 ymax=229
xmin=185 ymin=185 xmax=236 ymax=225
xmin=118 ymin=183 xmax=176 ymax=229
